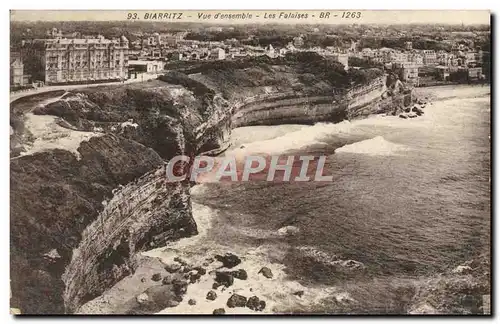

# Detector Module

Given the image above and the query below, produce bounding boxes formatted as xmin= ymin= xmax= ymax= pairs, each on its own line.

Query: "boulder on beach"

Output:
xmin=129 ymin=285 xmax=180 ymax=314
xmin=213 ymin=308 xmax=226 ymax=315
xmin=172 ymin=279 xmax=188 ymax=296
xmin=404 ymin=107 xmax=411 ymax=113
xmin=174 ymin=257 xmax=188 ymax=266
xmin=215 ymin=253 xmax=241 ymax=268
xmin=227 ymin=294 xmax=247 ymax=308
xmin=246 ymin=296 xmax=266 ymax=311
xmin=187 ymin=271 xmax=202 ymax=283
xmin=188 ymin=299 xmax=197 ymax=306
xmin=215 ymin=271 xmax=235 ymax=287
xmin=151 ymin=273 xmax=162 ymax=282
xmin=206 ymin=290 xmax=217 ymax=301
xmin=408 ymin=113 xmax=418 ymax=118
xmin=231 ymin=269 xmax=248 ymax=280
xmin=164 ymin=263 xmax=182 ymax=273
xmin=258 ymin=267 xmax=273 ymax=279
xmin=162 ymin=276 xmax=173 ymax=285
xmin=399 ymin=114 xmax=408 ymax=119
xmin=412 ymin=107 xmax=424 ymax=116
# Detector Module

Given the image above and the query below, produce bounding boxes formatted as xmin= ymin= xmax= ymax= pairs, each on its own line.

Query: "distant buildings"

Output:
xmin=467 ymin=67 xmax=483 ymax=81
xmin=422 ymin=50 xmax=437 ymax=65
xmin=210 ymin=48 xmax=226 ymax=60
xmin=10 ymin=55 xmax=29 ymax=87
xmin=20 ymin=34 xmax=129 ymax=85
xmin=393 ymin=62 xmax=420 ymax=87
xmin=128 ymin=60 xmax=164 ymax=74
xmin=436 ymin=66 xmax=450 ymax=81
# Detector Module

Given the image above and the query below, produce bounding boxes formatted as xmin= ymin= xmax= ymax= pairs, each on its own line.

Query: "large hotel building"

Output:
xmin=21 ymin=34 xmax=129 ymax=85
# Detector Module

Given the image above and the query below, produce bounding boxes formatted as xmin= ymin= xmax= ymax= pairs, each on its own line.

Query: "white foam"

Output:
xmin=335 ymin=136 xmax=409 ymax=156
xmin=227 ymin=121 xmax=356 ymax=158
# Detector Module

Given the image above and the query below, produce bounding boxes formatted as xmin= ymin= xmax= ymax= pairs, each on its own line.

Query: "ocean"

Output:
xmin=144 ymin=85 xmax=491 ymax=314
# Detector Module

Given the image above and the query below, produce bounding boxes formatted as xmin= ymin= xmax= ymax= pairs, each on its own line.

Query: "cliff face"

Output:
xmin=10 ymin=134 xmax=172 ymax=314
xmin=62 ymin=171 xmax=194 ymax=312
xmin=10 ymin=82 xmax=216 ymax=314
xmin=11 ymin=60 xmax=413 ymax=314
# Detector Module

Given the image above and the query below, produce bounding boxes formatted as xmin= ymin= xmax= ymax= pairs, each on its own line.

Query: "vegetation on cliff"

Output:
xmin=164 ymin=52 xmax=383 ymax=102
xmin=33 ymin=81 xmax=205 ymax=159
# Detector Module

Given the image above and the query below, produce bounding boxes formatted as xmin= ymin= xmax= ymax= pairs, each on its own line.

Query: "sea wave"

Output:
xmin=335 ymin=136 xmax=410 ymax=156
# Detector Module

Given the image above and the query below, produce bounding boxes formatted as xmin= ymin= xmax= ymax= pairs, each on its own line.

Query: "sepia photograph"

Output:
xmin=8 ymin=9 xmax=491 ymax=316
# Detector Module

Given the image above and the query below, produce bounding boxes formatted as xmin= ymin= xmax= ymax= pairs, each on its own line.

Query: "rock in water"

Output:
xmin=188 ymin=299 xmax=197 ymax=306
xmin=215 ymin=253 xmax=241 ymax=268
xmin=215 ymin=271 xmax=235 ymax=287
xmin=452 ymin=265 xmax=473 ymax=275
xmin=341 ymin=259 xmax=364 ymax=270
xmin=246 ymin=296 xmax=266 ymax=311
xmin=206 ymin=290 xmax=217 ymax=301
xmin=151 ymin=273 xmax=162 ymax=282
xmin=227 ymin=294 xmax=247 ymax=308
xmin=258 ymin=267 xmax=273 ymax=279
xmin=164 ymin=263 xmax=181 ymax=273
xmin=293 ymin=291 xmax=304 ymax=298
xmin=232 ymin=269 xmax=248 ymax=280
xmin=213 ymin=308 xmax=226 ymax=315
xmin=277 ymin=226 xmax=299 ymax=236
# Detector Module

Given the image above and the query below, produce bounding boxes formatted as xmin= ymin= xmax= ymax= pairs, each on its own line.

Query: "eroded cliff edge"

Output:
xmin=10 ymin=54 xmax=413 ymax=314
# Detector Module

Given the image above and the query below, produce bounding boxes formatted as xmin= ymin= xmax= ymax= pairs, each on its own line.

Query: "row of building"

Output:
xmin=11 ymin=29 xmax=488 ymax=89
xmin=11 ymin=33 xmax=352 ymax=88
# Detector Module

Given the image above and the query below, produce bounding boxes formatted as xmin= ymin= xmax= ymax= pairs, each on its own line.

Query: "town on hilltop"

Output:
xmin=10 ymin=23 xmax=490 ymax=92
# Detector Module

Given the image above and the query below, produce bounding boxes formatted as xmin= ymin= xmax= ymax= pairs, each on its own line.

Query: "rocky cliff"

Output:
xmin=10 ymin=56 xmax=414 ymax=314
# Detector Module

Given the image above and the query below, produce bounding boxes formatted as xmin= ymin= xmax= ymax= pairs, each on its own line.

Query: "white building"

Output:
xmin=128 ymin=60 xmax=164 ymax=74
xmin=210 ymin=48 xmax=226 ymax=60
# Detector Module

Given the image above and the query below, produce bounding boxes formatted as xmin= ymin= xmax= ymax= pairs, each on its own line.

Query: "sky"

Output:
xmin=10 ymin=10 xmax=491 ymax=25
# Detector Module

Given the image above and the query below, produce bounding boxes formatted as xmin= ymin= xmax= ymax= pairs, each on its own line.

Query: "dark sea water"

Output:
xmin=152 ymin=85 xmax=490 ymax=314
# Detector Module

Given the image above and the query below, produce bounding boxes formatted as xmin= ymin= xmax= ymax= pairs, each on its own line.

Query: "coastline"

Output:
xmin=78 ymin=84 xmax=490 ymax=315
